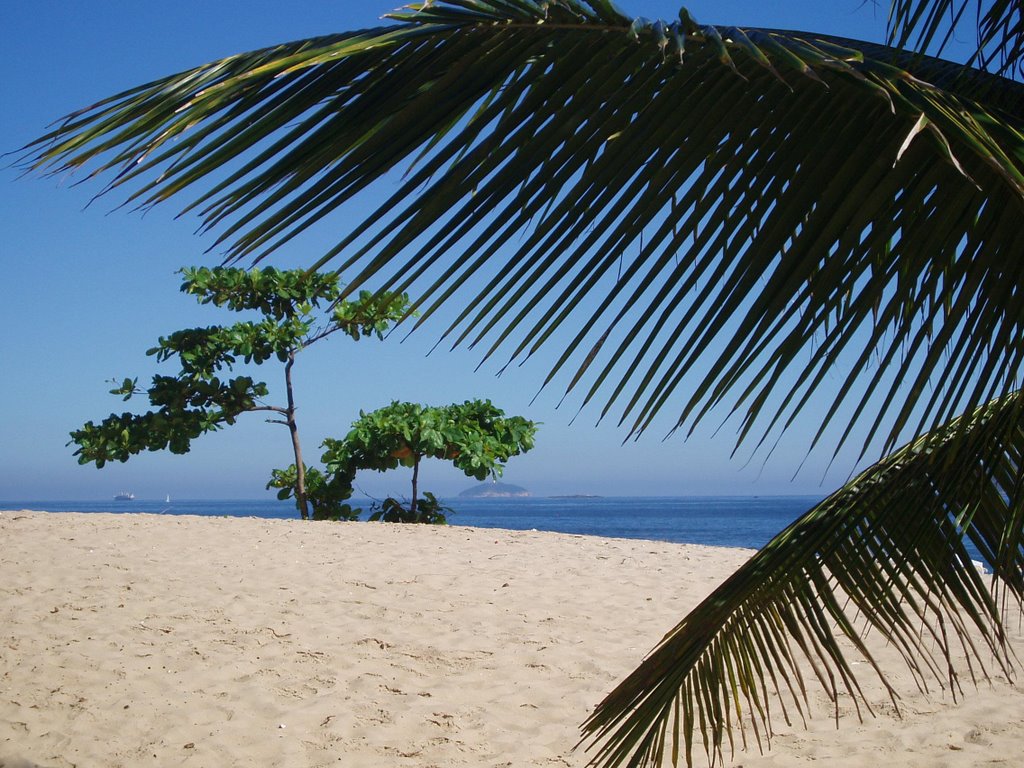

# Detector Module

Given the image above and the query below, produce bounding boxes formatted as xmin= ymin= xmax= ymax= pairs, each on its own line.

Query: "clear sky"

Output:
xmin=2 ymin=1 xmax=903 ymax=501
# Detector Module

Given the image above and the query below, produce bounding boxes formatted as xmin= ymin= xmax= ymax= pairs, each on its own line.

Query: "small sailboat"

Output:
xmin=165 ymin=494 xmax=171 ymax=503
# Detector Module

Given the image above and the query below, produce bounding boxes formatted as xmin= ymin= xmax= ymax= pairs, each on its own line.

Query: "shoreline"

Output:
xmin=2 ymin=510 xmax=1021 ymax=767
xmin=0 ymin=497 xmax=824 ymax=552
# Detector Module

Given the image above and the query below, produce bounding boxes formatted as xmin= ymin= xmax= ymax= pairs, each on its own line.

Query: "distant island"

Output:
xmin=459 ymin=482 xmax=531 ymax=498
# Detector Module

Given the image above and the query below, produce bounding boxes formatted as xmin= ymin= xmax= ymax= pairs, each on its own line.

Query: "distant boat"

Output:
xmin=114 ymin=491 xmax=135 ymax=501
xmin=165 ymin=494 xmax=171 ymax=503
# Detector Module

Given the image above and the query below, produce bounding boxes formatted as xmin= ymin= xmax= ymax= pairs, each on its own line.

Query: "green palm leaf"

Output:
xmin=888 ymin=0 xmax=1024 ymax=78
xmin=19 ymin=2 xmax=1024 ymax=462
xmin=18 ymin=2 xmax=1024 ymax=766
xmin=582 ymin=390 xmax=1024 ymax=767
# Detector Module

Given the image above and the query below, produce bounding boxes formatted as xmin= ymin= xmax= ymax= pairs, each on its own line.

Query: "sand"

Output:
xmin=0 ymin=510 xmax=1021 ymax=768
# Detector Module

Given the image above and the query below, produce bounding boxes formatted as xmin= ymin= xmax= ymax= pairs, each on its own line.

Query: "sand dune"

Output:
xmin=1 ymin=511 xmax=1021 ymax=767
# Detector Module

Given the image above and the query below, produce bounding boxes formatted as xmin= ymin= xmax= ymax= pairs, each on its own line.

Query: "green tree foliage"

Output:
xmin=266 ymin=464 xmax=360 ymax=522
xmin=71 ymin=267 xmax=409 ymax=519
xmin=25 ymin=1 xmax=1024 ymax=765
xmin=320 ymin=399 xmax=538 ymax=524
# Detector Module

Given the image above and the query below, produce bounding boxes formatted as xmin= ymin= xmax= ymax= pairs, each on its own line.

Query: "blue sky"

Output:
xmin=2 ymin=1 xmax=904 ymax=501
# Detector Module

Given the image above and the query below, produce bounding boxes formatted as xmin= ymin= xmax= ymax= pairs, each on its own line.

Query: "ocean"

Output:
xmin=0 ymin=496 xmax=819 ymax=551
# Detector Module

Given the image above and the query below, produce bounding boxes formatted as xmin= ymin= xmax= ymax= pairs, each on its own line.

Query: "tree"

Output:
xmin=321 ymin=399 xmax=538 ymax=523
xmin=71 ymin=266 xmax=409 ymax=520
xmin=22 ymin=1 xmax=1024 ymax=765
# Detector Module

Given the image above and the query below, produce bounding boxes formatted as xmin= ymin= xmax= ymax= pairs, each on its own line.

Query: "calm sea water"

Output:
xmin=0 ymin=496 xmax=819 ymax=550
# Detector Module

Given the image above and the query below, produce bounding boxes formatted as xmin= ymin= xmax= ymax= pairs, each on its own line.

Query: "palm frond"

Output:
xmin=19 ymin=1 xmax=1024 ymax=464
xmin=19 ymin=4 xmax=1024 ymax=767
xmin=581 ymin=389 xmax=1024 ymax=768
xmin=888 ymin=0 xmax=1024 ymax=79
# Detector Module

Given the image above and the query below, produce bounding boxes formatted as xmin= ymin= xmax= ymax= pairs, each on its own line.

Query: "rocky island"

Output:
xmin=458 ymin=482 xmax=531 ymax=499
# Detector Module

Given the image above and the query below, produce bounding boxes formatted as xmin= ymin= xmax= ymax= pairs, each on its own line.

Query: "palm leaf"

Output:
xmin=19 ymin=2 xmax=1024 ymax=464
xmin=888 ymin=0 xmax=1024 ymax=79
xmin=582 ymin=390 xmax=1024 ymax=767
xmin=17 ymin=3 xmax=1024 ymax=765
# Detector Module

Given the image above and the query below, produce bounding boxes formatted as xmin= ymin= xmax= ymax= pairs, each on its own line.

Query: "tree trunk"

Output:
xmin=285 ymin=352 xmax=309 ymax=520
xmin=410 ymin=454 xmax=420 ymax=519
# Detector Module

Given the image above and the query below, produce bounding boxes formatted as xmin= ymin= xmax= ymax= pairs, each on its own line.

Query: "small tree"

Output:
xmin=320 ymin=399 xmax=538 ymax=523
xmin=265 ymin=464 xmax=359 ymax=522
xmin=70 ymin=266 xmax=409 ymax=519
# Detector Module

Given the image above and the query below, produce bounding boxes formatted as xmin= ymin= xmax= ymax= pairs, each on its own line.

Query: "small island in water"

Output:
xmin=459 ymin=482 xmax=531 ymax=499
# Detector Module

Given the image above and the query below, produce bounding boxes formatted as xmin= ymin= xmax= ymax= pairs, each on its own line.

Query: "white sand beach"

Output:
xmin=1 ymin=510 xmax=1021 ymax=767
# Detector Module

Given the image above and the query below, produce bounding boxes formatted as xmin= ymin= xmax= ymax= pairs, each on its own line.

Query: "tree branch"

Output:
xmin=248 ymin=405 xmax=288 ymax=415
xmin=303 ymin=323 xmax=347 ymax=347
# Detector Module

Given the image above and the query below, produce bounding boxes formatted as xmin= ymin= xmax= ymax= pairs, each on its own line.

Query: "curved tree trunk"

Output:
xmin=284 ymin=352 xmax=309 ymax=520
xmin=410 ymin=454 xmax=420 ymax=518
